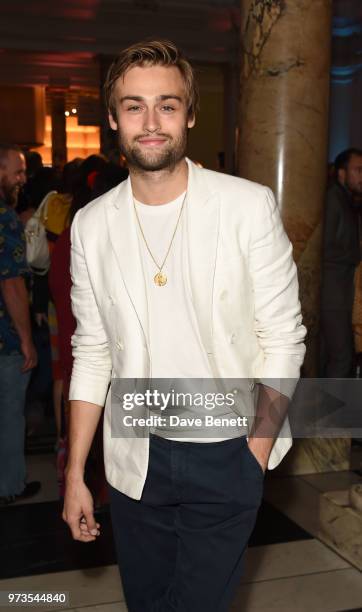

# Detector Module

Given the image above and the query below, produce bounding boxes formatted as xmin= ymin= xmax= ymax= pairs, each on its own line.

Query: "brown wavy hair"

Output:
xmin=104 ymin=39 xmax=199 ymax=123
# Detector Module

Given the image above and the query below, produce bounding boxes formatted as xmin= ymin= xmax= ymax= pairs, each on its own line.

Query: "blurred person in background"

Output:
xmin=352 ymin=193 xmax=362 ymax=372
xmin=49 ymin=159 xmax=127 ymax=500
xmin=49 ymin=156 xmax=127 ymax=402
xmin=25 ymin=151 xmax=43 ymax=180
xmin=31 ymin=158 xmax=82 ymax=448
xmin=23 ymin=165 xmax=60 ymax=436
xmin=321 ymin=148 xmax=362 ymax=377
xmin=0 ymin=144 xmax=40 ymax=505
xmin=14 ymin=149 xmax=44 ymax=223
xmin=16 ymin=155 xmax=56 ymax=226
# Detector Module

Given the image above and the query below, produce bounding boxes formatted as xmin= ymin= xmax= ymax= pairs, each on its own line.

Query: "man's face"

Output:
xmin=339 ymin=154 xmax=362 ymax=195
xmin=108 ymin=65 xmax=195 ymax=172
xmin=0 ymin=150 xmax=26 ymax=206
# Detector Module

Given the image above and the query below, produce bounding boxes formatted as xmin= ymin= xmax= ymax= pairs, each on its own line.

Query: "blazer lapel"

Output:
xmin=104 ymin=161 xmax=220 ymax=355
xmin=105 ymin=178 xmax=149 ymax=346
xmin=185 ymin=159 xmax=220 ymax=356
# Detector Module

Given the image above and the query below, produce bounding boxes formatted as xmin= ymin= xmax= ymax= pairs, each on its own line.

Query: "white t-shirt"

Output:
xmin=134 ymin=192 xmax=212 ymax=379
xmin=133 ymin=193 xmax=246 ymax=442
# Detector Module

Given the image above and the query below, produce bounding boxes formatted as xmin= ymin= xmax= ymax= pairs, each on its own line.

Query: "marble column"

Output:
xmin=50 ymin=90 xmax=67 ymax=168
xmin=238 ymin=0 xmax=332 ymax=375
xmin=238 ymin=1 xmax=350 ymax=473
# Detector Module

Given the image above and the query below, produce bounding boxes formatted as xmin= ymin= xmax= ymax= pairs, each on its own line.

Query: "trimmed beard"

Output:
xmin=117 ymin=124 xmax=188 ymax=173
xmin=346 ymin=180 xmax=362 ymax=196
xmin=1 ymin=180 xmax=20 ymax=208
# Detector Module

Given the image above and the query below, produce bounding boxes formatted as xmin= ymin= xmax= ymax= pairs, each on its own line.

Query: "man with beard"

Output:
xmin=321 ymin=148 xmax=362 ymax=377
xmin=0 ymin=145 xmax=39 ymax=505
xmin=63 ymin=40 xmax=306 ymax=611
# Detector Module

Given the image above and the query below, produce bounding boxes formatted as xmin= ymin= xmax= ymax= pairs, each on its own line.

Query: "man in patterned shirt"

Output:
xmin=0 ymin=144 xmax=40 ymax=505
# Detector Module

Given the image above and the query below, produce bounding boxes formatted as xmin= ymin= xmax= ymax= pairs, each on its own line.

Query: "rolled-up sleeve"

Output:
xmin=249 ymin=187 xmax=307 ymax=398
xmin=68 ymin=210 xmax=112 ymax=406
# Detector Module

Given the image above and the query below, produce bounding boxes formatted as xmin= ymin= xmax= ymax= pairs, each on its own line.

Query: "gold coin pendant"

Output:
xmin=154 ymin=272 xmax=167 ymax=286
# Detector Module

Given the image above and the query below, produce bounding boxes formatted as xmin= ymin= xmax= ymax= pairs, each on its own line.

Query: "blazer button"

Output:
xmin=116 ymin=340 xmax=124 ymax=351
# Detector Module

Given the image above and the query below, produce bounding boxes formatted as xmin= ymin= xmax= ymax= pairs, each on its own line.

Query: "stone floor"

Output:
xmin=0 ymin=449 xmax=361 ymax=612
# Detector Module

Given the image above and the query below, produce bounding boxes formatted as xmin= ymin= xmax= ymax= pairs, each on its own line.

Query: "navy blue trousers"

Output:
xmin=109 ymin=434 xmax=264 ymax=612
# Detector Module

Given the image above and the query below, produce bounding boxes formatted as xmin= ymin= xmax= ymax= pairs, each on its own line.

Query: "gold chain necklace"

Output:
xmin=133 ymin=192 xmax=187 ymax=286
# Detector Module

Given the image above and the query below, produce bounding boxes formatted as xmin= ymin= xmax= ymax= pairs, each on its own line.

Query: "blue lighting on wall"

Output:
xmin=330 ymin=63 xmax=362 ymax=85
xmin=329 ymin=16 xmax=362 ymax=161
xmin=332 ymin=22 xmax=362 ymax=37
xmin=331 ymin=78 xmax=354 ymax=85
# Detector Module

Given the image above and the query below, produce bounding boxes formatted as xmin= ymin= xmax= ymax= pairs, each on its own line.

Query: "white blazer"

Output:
xmin=69 ymin=158 xmax=306 ymax=499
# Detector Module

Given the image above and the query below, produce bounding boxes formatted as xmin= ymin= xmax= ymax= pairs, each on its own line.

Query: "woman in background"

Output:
xmin=49 ymin=159 xmax=128 ymax=500
xmin=32 ymin=159 xmax=82 ymax=448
